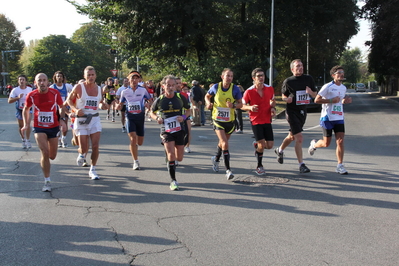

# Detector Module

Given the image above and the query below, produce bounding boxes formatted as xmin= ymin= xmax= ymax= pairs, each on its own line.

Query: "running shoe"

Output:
xmin=133 ymin=160 xmax=140 ymax=170
xmin=308 ymin=139 xmax=317 ymax=156
xmin=170 ymin=180 xmax=179 ymax=191
xmin=112 ymin=117 xmax=115 ymax=122
xmin=62 ymin=140 xmax=68 ymax=148
xmin=116 ymin=110 xmax=120 ymax=116
xmin=184 ymin=147 xmax=191 ymax=153
xmin=122 ymin=126 xmax=127 ymax=133
xmin=211 ymin=156 xmax=219 ymax=172
xmin=25 ymin=140 xmax=32 ymax=149
xmin=106 ymin=115 xmax=110 ymax=120
xmin=42 ymin=181 xmax=51 ymax=192
xmin=77 ymin=154 xmax=85 ymax=167
xmin=236 ymin=130 xmax=243 ymax=134
xmin=226 ymin=169 xmax=234 ymax=180
xmin=82 ymin=160 xmax=89 ymax=167
xmin=58 ymin=138 xmax=62 ymax=148
xmin=336 ymin=165 xmax=348 ymax=175
xmin=274 ymin=148 xmax=284 ymax=164
xmin=299 ymin=163 xmax=310 ymax=173
xmin=256 ymin=166 xmax=266 ymax=176
xmin=22 ymin=140 xmax=27 ymax=149
xmin=89 ymin=169 xmax=100 ymax=180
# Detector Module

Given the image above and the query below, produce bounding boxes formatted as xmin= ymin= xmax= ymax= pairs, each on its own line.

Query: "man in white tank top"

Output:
xmin=66 ymin=66 xmax=109 ymax=180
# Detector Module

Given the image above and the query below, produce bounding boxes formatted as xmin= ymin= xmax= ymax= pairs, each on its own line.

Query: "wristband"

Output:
xmin=182 ymin=115 xmax=187 ymax=120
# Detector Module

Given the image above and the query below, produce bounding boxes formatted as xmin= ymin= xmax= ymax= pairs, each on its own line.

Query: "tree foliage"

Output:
xmin=0 ymin=14 xmax=25 ymax=85
xmin=70 ymin=0 xmax=358 ymax=89
xmin=339 ymin=48 xmax=362 ymax=83
xmin=362 ymin=0 xmax=399 ymax=76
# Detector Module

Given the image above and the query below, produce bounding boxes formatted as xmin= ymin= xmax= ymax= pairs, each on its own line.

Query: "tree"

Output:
xmin=71 ymin=22 xmax=116 ymax=82
xmin=0 ymin=14 xmax=25 ymax=87
xmin=339 ymin=48 xmax=362 ymax=83
xmin=23 ymin=35 xmax=89 ymax=83
xmin=69 ymin=0 xmax=358 ymax=89
xmin=362 ymin=0 xmax=399 ymax=76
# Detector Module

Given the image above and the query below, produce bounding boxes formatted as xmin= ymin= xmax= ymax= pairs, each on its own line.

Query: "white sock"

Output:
xmin=44 ymin=177 xmax=51 ymax=182
xmin=279 ymin=148 xmax=283 ymax=153
xmin=90 ymin=166 xmax=96 ymax=171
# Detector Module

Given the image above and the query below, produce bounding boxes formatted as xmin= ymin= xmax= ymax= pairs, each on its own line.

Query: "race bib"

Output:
xmin=164 ymin=116 xmax=181 ymax=133
xmin=215 ymin=107 xmax=230 ymax=121
xmin=331 ymin=104 xmax=343 ymax=116
xmin=128 ymin=101 xmax=141 ymax=114
xmin=38 ymin=111 xmax=54 ymax=127
xmin=18 ymin=100 xmax=25 ymax=110
xmin=84 ymin=96 xmax=98 ymax=110
xmin=296 ymin=90 xmax=311 ymax=105
xmin=109 ymin=90 xmax=116 ymax=95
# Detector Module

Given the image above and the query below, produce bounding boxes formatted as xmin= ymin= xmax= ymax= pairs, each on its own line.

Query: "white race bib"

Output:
xmin=38 ymin=111 xmax=54 ymax=127
xmin=127 ymin=101 xmax=141 ymax=114
xmin=215 ymin=107 xmax=230 ymax=121
xmin=164 ymin=116 xmax=181 ymax=133
xmin=296 ymin=90 xmax=311 ymax=105
xmin=84 ymin=96 xmax=98 ymax=110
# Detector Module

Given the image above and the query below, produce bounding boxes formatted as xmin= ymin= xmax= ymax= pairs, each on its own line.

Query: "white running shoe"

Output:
xmin=89 ymin=169 xmax=100 ymax=180
xmin=308 ymin=139 xmax=317 ymax=156
xmin=133 ymin=160 xmax=140 ymax=170
xmin=22 ymin=140 xmax=27 ymax=149
xmin=336 ymin=165 xmax=348 ymax=175
xmin=77 ymin=154 xmax=85 ymax=167
xmin=122 ymin=126 xmax=127 ymax=133
xmin=184 ymin=147 xmax=191 ymax=153
xmin=42 ymin=181 xmax=51 ymax=192
xmin=170 ymin=180 xmax=179 ymax=191
xmin=211 ymin=156 xmax=219 ymax=172
xmin=226 ymin=169 xmax=234 ymax=180
xmin=25 ymin=140 xmax=32 ymax=149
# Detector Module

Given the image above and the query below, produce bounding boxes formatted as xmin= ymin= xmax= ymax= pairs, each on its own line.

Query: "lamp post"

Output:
xmin=1 ymin=26 xmax=31 ymax=94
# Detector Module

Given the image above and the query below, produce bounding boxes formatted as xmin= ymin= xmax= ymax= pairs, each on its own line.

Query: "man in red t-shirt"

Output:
xmin=241 ymin=68 xmax=276 ymax=176
xmin=22 ymin=73 xmax=64 ymax=192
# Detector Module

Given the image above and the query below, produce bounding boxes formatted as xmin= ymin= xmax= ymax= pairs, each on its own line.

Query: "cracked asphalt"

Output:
xmin=1 ymin=93 xmax=399 ymax=265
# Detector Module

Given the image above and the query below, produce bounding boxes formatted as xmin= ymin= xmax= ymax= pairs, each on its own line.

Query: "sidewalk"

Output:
xmin=369 ymin=91 xmax=399 ymax=104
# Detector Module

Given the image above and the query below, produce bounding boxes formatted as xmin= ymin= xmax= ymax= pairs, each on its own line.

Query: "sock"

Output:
xmin=90 ymin=165 xmax=96 ymax=171
xmin=168 ymin=161 xmax=176 ymax=181
xmin=256 ymin=151 xmax=263 ymax=167
xmin=279 ymin=148 xmax=283 ymax=153
xmin=223 ymin=150 xmax=230 ymax=170
xmin=44 ymin=177 xmax=51 ymax=182
xmin=215 ymin=146 xmax=222 ymax=161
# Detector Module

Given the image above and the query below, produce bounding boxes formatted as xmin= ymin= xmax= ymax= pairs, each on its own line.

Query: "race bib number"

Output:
xmin=109 ymin=90 xmax=116 ymax=96
xmin=216 ymin=107 xmax=230 ymax=122
xmin=331 ymin=104 xmax=343 ymax=116
xmin=84 ymin=96 xmax=98 ymax=110
xmin=38 ymin=111 xmax=54 ymax=127
xmin=164 ymin=116 xmax=181 ymax=133
xmin=128 ymin=101 xmax=141 ymax=114
xmin=296 ymin=90 xmax=311 ymax=105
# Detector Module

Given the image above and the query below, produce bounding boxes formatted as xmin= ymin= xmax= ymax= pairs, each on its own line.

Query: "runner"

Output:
xmin=8 ymin=75 xmax=33 ymax=149
xmin=102 ymin=77 xmax=117 ymax=122
xmin=241 ymin=68 xmax=276 ymax=175
xmin=205 ymin=68 xmax=243 ymax=180
xmin=66 ymin=66 xmax=108 ymax=180
xmin=50 ymin=71 xmax=73 ymax=148
xmin=150 ymin=75 xmax=190 ymax=190
xmin=21 ymin=73 xmax=63 ymax=192
xmin=116 ymin=77 xmax=129 ymax=133
xmin=308 ymin=65 xmax=352 ymax=174
xmin=117 ymin=72 xmax=152 ymax=170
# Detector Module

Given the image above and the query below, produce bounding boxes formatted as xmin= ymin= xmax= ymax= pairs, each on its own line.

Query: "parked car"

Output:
xmin=356 ymin=83 xmax=366 ymax=92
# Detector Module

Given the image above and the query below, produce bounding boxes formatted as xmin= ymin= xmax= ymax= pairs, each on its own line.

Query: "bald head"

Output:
xmin=35 ymin=73 xmax=49 ymax=93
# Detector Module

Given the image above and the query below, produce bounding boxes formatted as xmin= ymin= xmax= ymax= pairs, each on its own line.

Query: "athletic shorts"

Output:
xmin=121 ymin=105 xmax=126 ymax=112
xmin=15 ymin=109 xmax=32 ymax=120
xmin=106 ymin=97 xmax=115 ymax=105
xmin=320 ymin=120 xmax=345 ymax=137
xmin=213 ymin=120 xmax=235 ymax=135
xmin=33 ymin=126 xmax=60 ymax=139
xmin=161 ymin=130 xmax=185 ymax=145
xmin=252 ymin=123 xmax=274 ymax=142
xmin=126 ymin=117 xmax=145 ymax=136
xmin=74 ymin=116 xmax=102 ymax=136
xmin=286 ymin=109 xmax=307 ymax=135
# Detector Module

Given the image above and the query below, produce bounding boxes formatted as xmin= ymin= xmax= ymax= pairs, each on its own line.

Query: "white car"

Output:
xmin=356 ymin=83 xmax=366 ymax=92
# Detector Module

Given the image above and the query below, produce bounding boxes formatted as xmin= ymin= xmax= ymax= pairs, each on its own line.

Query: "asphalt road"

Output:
xmin=0 ymin=92 xmax=398 ymax=265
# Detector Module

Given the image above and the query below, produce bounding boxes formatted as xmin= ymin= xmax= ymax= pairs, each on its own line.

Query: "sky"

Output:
xmin=2 ymin=0 xmax=371 ymax=55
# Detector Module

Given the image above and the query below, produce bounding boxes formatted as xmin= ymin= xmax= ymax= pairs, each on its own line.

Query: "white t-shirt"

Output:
xmin=9 ymin=86 xmax=33 ymax=110
xmin=319 ymin=81 xmax=347 ymax=122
